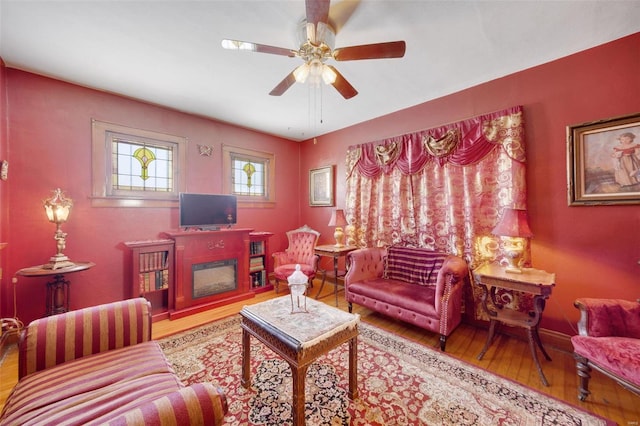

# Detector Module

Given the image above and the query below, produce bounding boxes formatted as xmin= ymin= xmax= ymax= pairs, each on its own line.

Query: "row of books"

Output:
xmin=139 ymin=251 xmax=169 ymax=273
xmin=249 ymin=256 xmax=264 ymax=272
xmin=249 ymin=241 xmax=265 ymax=255
xmin=138 ymin=270 xmax=169 ymax=294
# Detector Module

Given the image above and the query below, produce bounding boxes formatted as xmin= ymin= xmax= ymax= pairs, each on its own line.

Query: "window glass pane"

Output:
xmin=112 ymin=139 xmax=173 ymax=192
xmin=231 ymin=157 xmax=266 ymax=196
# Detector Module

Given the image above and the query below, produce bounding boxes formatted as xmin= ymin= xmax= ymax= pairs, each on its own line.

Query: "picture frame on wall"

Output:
xmin=567 ymin=112 xmax=640 ymax=206
xmin=309 ymin=165 xmax=334 ymax=206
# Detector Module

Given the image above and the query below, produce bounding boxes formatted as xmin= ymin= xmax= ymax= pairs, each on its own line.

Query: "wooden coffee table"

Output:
xmin=240 ymin=296 xmax=359 ymax=426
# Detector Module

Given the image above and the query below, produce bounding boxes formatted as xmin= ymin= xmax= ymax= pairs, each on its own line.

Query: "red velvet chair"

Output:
xmin=571 ymin=298 xmax=640 ymax=401
xmin=272 ymin=225 xmax=320 ymax=293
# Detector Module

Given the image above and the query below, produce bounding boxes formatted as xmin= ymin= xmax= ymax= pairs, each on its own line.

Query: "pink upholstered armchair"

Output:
xmin=571 ymin=298 xmax=640 ymax=401
xmin=272 ymin=225 xmax=320 ymax=293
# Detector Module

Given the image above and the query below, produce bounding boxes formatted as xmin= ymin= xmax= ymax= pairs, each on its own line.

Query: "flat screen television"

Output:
xmin=179 ymin=193 xmax=237 ymax=230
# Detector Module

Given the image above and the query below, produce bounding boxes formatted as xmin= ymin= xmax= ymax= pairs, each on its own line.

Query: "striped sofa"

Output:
xmin=344 ymin=246 xmax=468 ymax=351
xmin=0 ymin=298 xmax=228 ymax=426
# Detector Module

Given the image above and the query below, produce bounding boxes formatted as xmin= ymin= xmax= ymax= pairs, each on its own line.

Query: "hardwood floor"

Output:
xmin=2 ymin=283 xmax=639 ymax=425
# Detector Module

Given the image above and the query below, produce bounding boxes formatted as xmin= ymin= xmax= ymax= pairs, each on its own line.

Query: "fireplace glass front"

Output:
xmin=192 ymin=259 xmax=237 ymax=299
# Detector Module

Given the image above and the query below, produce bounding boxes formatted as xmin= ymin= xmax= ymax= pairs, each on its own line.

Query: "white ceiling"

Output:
xmin=1 ymin=1 xmax=639 ymax=141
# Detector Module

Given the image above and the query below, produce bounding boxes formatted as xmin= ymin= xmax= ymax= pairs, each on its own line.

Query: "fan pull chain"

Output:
xmin=320 ymin=84 xmax=324 ymax=124
xmin=308 ymin=82 xmax=312 ymax=131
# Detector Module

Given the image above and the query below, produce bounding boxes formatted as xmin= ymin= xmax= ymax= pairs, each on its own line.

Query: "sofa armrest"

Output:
xmin=434 ymin=255 xmax=469 ymax=314
xmin=19 ymin=297 xmax=152 ymax=379
xmin=102 ymin=383 xmax=228 ymax=426
xmin=574 ymin=298 xmax=640 ymax=338
xmin=344 ymin=247 xmax=386 ymax=286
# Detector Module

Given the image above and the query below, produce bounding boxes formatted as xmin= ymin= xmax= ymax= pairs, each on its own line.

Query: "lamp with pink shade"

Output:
xmin=492 ymin=208 xmax=533 ymax=273
xmin=328 ymin=209 xmax=348 ymax=247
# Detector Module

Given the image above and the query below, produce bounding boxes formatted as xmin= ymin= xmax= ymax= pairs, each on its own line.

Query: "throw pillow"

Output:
xmin=384 ymin=246 xmax=446 ymax=286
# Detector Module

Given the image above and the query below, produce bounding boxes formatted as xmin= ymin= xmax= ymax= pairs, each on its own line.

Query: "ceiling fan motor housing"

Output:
xmin=296 ymin=20 xmax=335 ymax=63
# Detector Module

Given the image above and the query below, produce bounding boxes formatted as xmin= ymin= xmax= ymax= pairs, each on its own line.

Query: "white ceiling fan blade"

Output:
xmin=221 ymin=39 xmax=295 ymax=57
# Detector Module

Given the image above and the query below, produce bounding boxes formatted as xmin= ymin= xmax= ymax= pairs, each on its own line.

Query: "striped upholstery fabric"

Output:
xmin=383 ymin=246 xmax=446 ymax=286
xmin=101 ymin=383 xmax=228 ymax=426
xmin=1 ymin=298 xmax=228 ymax=426
xmin=1 ymin=342 xmax=183 ymax=425
xmin=19 ymin=298 xmax=152 ymax=379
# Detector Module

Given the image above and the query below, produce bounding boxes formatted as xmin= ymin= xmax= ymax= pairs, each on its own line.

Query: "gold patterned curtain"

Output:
xmin=344 ymin=105 xmax=527 ymax=270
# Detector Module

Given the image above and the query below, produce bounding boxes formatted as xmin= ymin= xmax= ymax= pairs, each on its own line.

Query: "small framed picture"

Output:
xmin=567 ymin=112 xmax=640 ymax=206
xmin=309 ymin=166 xmax=334 ymax=206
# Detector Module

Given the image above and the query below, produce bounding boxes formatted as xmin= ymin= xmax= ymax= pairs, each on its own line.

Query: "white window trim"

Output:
xmin=91 ymin=119 xmax=187 ymax=207
xmin=222 ymin=144 xmax=275 ymax=208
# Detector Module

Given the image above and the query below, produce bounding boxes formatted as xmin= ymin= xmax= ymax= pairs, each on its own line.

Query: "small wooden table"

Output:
xmin=15 ymin=261 xmax=95 ymax=316
xmin=240 ymin=296 xmax=359 ymax=426
xmin=314 ymin=244 xmax=357 ymax=306
xmin=473 ymin=263 xmax=555 ymax=386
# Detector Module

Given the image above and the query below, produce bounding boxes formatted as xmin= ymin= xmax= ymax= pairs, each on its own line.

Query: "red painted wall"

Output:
xmin=300 ymin=33 xmax=640 ymax=335
xmin=0 ymin=59 xmax=7 ymax=317
xmin=2 ymin=70 xmax=301 ymax=324
xmin=2 ymin=33 xmax=638 ymax=336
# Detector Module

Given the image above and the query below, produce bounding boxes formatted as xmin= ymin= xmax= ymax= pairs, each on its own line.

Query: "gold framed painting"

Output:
xmin=309 ymin=165 xmax=334 ymax=206
xmin=567 ymin=112 xmax=640 ymax=206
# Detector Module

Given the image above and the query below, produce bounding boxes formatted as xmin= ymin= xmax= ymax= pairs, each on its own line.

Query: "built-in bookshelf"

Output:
xmin=249 ymin=232 xmax=273 ymax=293
xmin=124 ymin=239 xmax=174 ymax=321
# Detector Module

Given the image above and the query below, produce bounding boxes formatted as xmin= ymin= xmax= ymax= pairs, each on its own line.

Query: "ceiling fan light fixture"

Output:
xmin=293 ymin=63 xmax=310 ymax=83
xmin=309 ymin=59 xmax=323 ymax=76
xmin=321 ymin=64 xmax=337 ymax=84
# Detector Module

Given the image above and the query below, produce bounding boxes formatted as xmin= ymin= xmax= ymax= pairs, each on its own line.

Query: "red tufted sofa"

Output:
xmin=571 ymin=298 xmax=640 ymax=401
xmin=0 ymin=298 xmax=228 ymax=425
xmin=344 ymin=246 xmax=468 ymax=351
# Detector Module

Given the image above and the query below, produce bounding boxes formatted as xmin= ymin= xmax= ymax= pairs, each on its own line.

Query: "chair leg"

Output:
xmin=575 ymin=354 xmax=592 ymax=401
xmin=314 ymin=270 xmax=327 ymax=299
xmin=439 ymin=335 xmax=447 ymax=352
xmin=274 ymin=279 xmax=280 ymax=294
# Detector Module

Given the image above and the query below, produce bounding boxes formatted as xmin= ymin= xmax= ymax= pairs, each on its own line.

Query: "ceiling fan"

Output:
xmin=221 ymin=0 xmax=406 ymax=99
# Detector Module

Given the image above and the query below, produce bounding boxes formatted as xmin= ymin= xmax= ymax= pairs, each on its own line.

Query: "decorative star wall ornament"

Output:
xmin=198 ymin=144 xmax=213 ymax=157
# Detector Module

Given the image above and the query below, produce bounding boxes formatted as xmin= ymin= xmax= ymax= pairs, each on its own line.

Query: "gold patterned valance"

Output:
xmin=346 ymin=106 xmax=525 ymax=178
xmin=482 ymin=111 xmax=526 ymax=162
xmin=423 ymin=129 xmax=460 ymax=158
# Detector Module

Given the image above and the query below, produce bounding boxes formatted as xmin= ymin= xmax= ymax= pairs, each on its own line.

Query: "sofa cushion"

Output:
xmin=274 ymin=263 xmax=316 ymax=279
xmin=571 ymin=335 xmax=640 ymax=387
xmin=347 ymin=278 xmax=438 ymax=317
xmin=0 ymin=341 xmax=184 ymax=426
xmin=383 ymin=246 xmax=446 ymax=286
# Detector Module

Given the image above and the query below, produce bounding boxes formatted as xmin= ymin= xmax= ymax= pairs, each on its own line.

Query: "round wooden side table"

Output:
xmin=15 ymin=261 xmax=95 ymax=316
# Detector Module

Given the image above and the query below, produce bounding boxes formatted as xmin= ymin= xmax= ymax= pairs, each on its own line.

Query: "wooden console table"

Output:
xmin=15 ymin=262 xmax=95 ymax=316
xmin=473 ymin=263 xmax=555 ymax=386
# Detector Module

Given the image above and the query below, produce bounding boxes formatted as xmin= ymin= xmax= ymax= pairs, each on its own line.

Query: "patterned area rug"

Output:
xmin=159 ymin=316 xmax=612 ymax=426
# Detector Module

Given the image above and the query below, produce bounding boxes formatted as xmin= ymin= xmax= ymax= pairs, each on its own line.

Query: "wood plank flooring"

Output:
xmin=2 ymin=283 xmax=639 ymax=425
